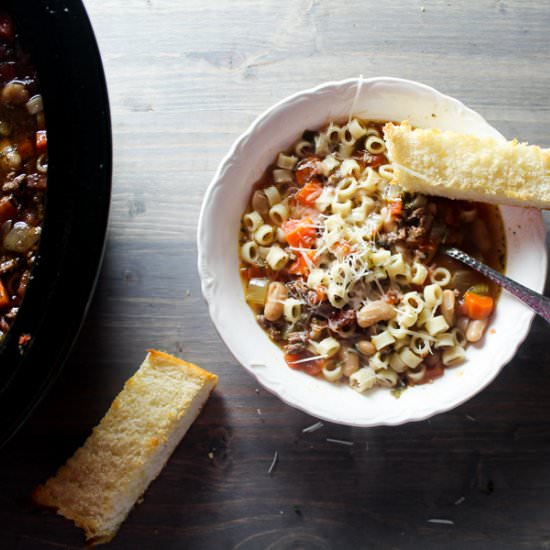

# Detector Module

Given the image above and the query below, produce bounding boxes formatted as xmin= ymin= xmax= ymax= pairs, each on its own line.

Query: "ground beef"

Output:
xmin=377 ymin=227 xmax=407 ymax=246
xmin=26 ymin=173 xmax=47 ymax=191
xmin=314 ymin=302 xmax=334 ymax=320
xmin=256 ymin=314 xmax=283 ymax=342
xmin=284 ymin=330 xmax=309 ymax=355
xmin=286 ymin=279 xmax=309 ymax=300
xmin=404 ymin=206 xmax=434 ymax=245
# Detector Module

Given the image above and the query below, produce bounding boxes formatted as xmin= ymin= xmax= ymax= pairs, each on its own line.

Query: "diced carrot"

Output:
xmin=0 ymin=279 xmax=9 ymax=308
xmin=295 ymin=156 xmax=319 ymax=185
xmin=288 ymin=250 xmax=317 ymax=277
xmin=463 ymin=291 xmax=494 ymax=320
xmin=282 ymin=217 xmax=317 ymax=248
xmin=0 ymin=196 xmax=16 ymax=224
xmin=36 ymin=130 xmax=47 ymax=154
xmin=17 ymin=138 xmax=34 ymax=160
xmin=388 ymin=197 xmax=403 ymax=218
xmin=295 ymin=181 xmax=323 ymax=206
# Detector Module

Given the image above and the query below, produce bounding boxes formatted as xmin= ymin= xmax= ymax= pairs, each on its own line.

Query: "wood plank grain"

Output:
xmin=0 ymin=0 xmax=549 ymax=548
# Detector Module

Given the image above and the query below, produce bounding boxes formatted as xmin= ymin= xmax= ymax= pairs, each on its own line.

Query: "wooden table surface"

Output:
xmin=2 ymin=1 xmax=550 ymax=548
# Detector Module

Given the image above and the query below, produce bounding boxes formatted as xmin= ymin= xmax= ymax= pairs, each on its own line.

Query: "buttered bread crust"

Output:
xmin=384 ymin=122 xmax=550 ymax=209
xmin=33 ymin=350 xmax=218 ymax=545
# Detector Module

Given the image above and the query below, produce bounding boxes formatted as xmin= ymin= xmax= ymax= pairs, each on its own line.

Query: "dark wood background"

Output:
xmin=1 ymin=0 xmax=550 ymax=548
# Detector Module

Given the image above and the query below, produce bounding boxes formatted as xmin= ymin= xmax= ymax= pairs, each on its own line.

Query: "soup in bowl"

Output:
xmin=198 ymin=77 xmax=547 ymax=426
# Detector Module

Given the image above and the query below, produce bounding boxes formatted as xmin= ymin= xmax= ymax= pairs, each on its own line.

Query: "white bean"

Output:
xmin=466 ymin=318 xmax=488 ymax=343
xmin=357 ymin=300 xmax=395 ymax=328
xmin=264 ymin=282 xmax=287 ymax=321
xmin=339 ymin=346 xmax=359 ymax=377
xmin=355 ymin=340 xmax=376 ymax=357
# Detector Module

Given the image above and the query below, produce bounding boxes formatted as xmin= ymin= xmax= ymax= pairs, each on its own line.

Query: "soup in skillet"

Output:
xmin=239 ymin=118 xmax=505 ymax=394
xmin=0 ymin=11 xmax=46 ymax=341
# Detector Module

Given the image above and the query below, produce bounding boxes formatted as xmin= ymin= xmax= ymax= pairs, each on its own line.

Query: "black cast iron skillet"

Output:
xmin=0 ymin=0 xmax=112 ymax=447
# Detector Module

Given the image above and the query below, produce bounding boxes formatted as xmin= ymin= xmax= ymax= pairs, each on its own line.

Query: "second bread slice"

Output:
xmin=383 ymin=121 xmax=550 ymax=209
xmin=33 ymin=350 xmax=218 ymax=545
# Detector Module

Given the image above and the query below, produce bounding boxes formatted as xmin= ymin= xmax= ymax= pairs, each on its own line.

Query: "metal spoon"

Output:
xmin=444 ymin=247 xmax=550 ymax=324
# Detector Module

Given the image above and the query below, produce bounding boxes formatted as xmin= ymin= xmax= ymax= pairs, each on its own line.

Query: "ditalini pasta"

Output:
xmin=239 ymin=118 xmax=505 ymax=394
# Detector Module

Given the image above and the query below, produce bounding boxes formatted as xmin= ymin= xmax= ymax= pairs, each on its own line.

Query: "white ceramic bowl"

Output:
xmin=197 ymin=77 xmax=547 ymax=427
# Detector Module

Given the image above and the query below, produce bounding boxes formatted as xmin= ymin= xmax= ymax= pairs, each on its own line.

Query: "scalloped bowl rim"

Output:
xmin=197 ymin=77 xmax=548 ymax=427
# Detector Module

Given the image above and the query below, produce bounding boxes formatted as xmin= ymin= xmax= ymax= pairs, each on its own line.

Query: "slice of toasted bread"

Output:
xmin=32 ymin=350 xmax=218 ymax=545
xmin=383 ymin=121 xmax=550 ymax=209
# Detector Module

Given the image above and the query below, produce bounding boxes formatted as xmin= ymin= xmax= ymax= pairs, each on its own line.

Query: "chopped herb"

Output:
xmin=293 ymin=505 xmax=302 ymax=515
xmin=466 ymin=284 xmax=489 ymax=296
xmin=391 ymin=387 xmax=404 ymax=399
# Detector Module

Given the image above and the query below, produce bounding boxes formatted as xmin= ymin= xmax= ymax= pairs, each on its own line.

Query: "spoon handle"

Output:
xmin=445 ymin=247 xmax=550 ymax=324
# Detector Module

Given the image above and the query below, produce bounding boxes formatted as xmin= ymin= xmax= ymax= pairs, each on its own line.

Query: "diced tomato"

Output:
xmin=295 ymin=181 xmax=323 ymax=206
xmin=282 ymin=217 xmax=317 ymax=248
xmin=0 ymin=278 xmax=8 ymax=308
xmin=365 ymin=153 xmax=385 ymax=168
xmin=301 ymin=360 xmax=323 ymax=376
xmin=36 ymin=131 xmax=47 ymax=154
xmin=284 ymin=353 xmax=301 ymax=365
xmin=0 ymin=13 xmax=14 ymax=43
xmin=240 ymin=264 xmax=264 ymax=281
xmin=284 ymin=353 xmax=322 ymax=376
xmin=423 ymin=363 xmax=445 ymax=383
xmin=288 ymin=250 xmax=317 ymax=277
xmin=0 ymin=196 xmax=16 ymax=224
xmin=295 ymin=156 xmax=320 ymax=185
xmin=463 ymin=291 xmax=494 ymax=320
xmin=17 ymin=138 xmax=34 ymax=160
